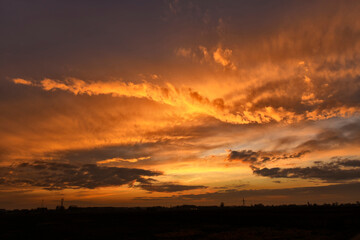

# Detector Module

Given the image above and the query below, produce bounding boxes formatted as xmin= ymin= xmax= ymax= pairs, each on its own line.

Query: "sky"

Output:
xmin=1 ymin=0 xmax=360 ymax=209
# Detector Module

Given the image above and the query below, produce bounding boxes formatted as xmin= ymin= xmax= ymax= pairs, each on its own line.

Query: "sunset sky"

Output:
xmin=1 ymin=0 xmax=360 ymax=209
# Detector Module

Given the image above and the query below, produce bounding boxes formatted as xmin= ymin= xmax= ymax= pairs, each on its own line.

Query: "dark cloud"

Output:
xmin=227 ymin=150 xmax=260 ymax=164
xmin=316 ymin=157 xmax=360 ymax=168
xmin=227 ymin=149 xmax=309 ymax=165
xmin=252 ymin=159 xmax=360 ymax=182
xmin=337 ymin=160 xmax=360 ymax=167
xmin=0 ymin=161 xmax=207 ymax=193
xmin=135 ymin=182 xmax=360 ymax=205
xmin=139 ymin=183 xmax=207 ymax=193
xmin=0 ymin=161 xmax=161 ymax=190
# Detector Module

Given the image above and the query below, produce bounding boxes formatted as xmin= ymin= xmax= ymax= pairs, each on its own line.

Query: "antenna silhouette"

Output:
xmin=56 ymin=198 xmax=65 ymax=210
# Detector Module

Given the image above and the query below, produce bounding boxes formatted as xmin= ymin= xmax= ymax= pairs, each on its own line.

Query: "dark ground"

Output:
xmin=0 ymin=204 xmax=359 ymax=240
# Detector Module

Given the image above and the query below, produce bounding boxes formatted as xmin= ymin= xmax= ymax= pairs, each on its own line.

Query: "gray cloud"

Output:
xmin=0 ymin=161 xmax=207 ymax=193
xmin=227 ymin=150 xmax=260 ymax=164
xmin=296 ymin=121 xmax=360 ymax=151
xmin=317 ymin=157 xmax=360 ymax=168
xmin=0 ymin=161 xmax=161 ymax=190
xmin=134 ymin=182 xmax=360 ymax=205
xmin=252 ymin=159 xmax=360 ymax=182
xmin=227 ymin=121 xmax=360 ymax=168
xmin=37 ymin=120 xmax=242 ymax=167
xmin=139 ymin=182 xmax=207 ymax=193
xmin=227 ymin=149 xmax=309 ymax=165
xmin=45 ymin=139 xmax=219 ymax=168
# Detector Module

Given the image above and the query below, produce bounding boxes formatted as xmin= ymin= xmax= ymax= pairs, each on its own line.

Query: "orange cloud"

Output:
xmin=14 ymin=77 xmax=360 ymax=126
xmin=97 ymin=156 xmax=151 ymax=165
xmin=175 ymin=48 xmax=192 ymax=57
xmin=12 ymin=78 xmax=32 ymax=85
xmin=213 ymin=47 xmax=236 ymax=70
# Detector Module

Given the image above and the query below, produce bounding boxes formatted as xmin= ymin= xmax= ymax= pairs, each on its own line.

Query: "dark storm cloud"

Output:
xmin=227 ymin=149 xmax=309 ymax=165
xmin=0 ymin=161 xmax=161 ymax=190
xmin=252 ymin=158 xmax=360 ymax=182
xmin=139 ymin=183 xmax=207 ymax=193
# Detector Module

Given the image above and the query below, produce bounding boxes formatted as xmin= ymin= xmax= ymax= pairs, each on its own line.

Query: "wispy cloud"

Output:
xmin=13 ymin=76 xmax=360 ymax=125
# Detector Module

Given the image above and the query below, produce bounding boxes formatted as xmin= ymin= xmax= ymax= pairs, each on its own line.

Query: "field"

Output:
xmin=1 ymin=204 xmax=359 ymax=239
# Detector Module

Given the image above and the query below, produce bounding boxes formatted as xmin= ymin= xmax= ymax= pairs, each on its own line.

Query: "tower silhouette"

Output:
xmin=56 ymin=198 xmax=65 ymax=210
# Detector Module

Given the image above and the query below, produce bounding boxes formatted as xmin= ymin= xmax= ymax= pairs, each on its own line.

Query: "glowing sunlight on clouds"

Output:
xmin=2 ymin=0 xmax=360 ymax=208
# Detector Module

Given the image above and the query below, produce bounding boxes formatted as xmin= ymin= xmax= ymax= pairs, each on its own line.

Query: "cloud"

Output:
xmin=41 ymin=135 xmax=222 ymax=167
xmin=213 ymin=47 xmax=236 ymax=70
xmin=240 ymin=119 xmax=360 ymax=159
xmin=14 ymin=77 xmax=360 ymax=126
xmin=252 ymin=158 xmax=360 ymax=182
xmin=0 ymin=161 xmax=161 ymax=190
xmin=332 ymin=159 xmax=360 ymax=167
xmin=97 ymin=156 xmax=151 ymax=165
xmin=14 ymin=77 xmax=255 ymax=124
xmin=198 ymin=45 xmax=210 ymax=61
xmin=176 ymin=46 xmax=237 ymax=70
xmin=227 ymin=149 xmax=309 ymax=166
xmin=134 ymin=182 xmax=360 ymax=205
xmin=175 ymin=48 xmax=192 ymax=57
xmin=227 ymin=150 xmax=260 ymax=164
xmin=295 ymin=121 xmax=360 ymax=151
xmin=3 ymin=0 xmax=360 ymax=208
xmin=12 ymin=78 xmax=32 ymax=86
xmin=167 ymin=0 xmax=180 ymax=15
xmin=0 ymin=160 xmax=207 ymax=193
xmin=139 ymin=182 xmax=207 ymax=193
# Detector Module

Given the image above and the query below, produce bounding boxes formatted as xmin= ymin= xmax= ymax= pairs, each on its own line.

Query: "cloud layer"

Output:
xmin=2 ymin=0 xmax=360 ymax=207
xmin=227 ymin=149 xmax=309 ymax=166
xmin=253 ymin=159 xmax=360 ymax=182
xmin=0 ymin=161 xmax=161 ymax=190
xmin=135 ymin=182 xmax=360 ymax=205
